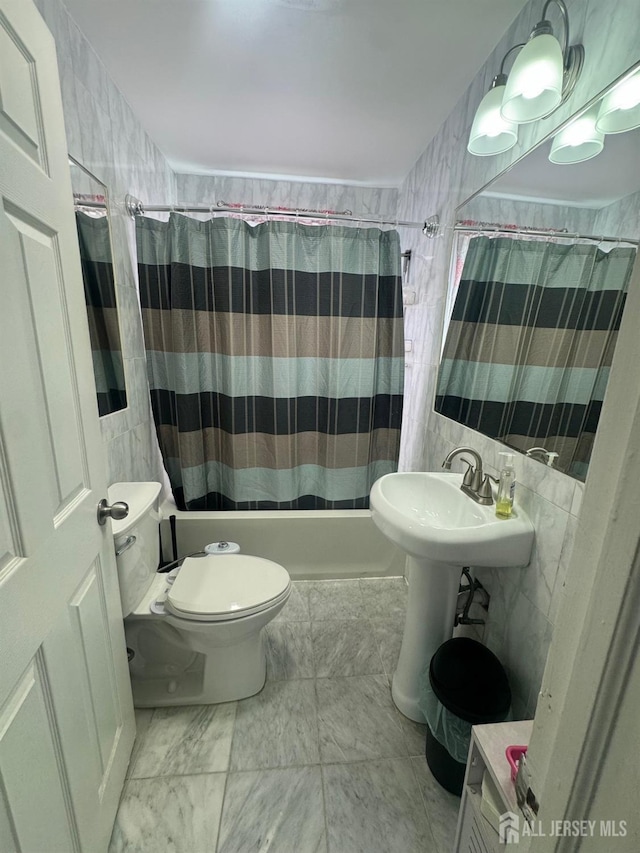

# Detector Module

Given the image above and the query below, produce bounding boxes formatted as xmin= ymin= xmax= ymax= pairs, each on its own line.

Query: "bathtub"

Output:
xmin=159 ymin=502 xmax=405 ymax=580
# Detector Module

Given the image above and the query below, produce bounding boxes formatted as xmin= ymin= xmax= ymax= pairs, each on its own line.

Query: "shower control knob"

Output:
xmin=97 ymin=498 xmax=130 ymax=526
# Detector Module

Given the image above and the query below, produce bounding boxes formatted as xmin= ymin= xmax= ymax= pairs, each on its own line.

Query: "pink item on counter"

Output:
xmin=506 ymin=745 xmax=528 ymax=781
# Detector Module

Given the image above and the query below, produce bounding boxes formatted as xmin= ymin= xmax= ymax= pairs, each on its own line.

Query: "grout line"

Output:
xmin=125 ymin=709 xmax=155 ymax=780
xmin=407 ymin=756 xmax=442 ymax=853
xmin=263 ymin=669 xmax=409 ymax=683
xmin=312 ymin=676 xmax=323 ymax=771
xmin=294 ymin=576 xmax=405 ymax=584
xmin=214 ymin=771 xmax=230 ymax=853
xmin=319 ymin=763 xmax=331 ymax=853
xmin=129 ymin=755 xmax=433 ymax=780
xmin=214 ymin=701 xmax=240 ymax=852
xmin=128 ymin=768 xmax=232 ymax=781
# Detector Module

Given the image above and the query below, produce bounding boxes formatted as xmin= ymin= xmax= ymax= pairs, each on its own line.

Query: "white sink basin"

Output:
xmin=370 ymin=471 xmax=534 ymax=567
xmin=369 ymin=470 xmax=535 ymax=723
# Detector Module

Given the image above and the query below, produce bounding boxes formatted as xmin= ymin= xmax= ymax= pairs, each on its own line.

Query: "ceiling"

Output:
xmin=64 ymin=0 xmax=530 ymax=186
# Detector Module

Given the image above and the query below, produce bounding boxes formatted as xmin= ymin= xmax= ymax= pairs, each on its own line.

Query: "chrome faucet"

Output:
xmin=442 ymin=446 xmax=494 ymax=506
xmin=525 ymin=446 xmax=559 ymax=467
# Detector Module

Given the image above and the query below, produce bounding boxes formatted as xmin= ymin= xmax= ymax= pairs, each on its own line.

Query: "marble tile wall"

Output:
xmin=34 ymin=0 xmax=176 ymax=486
xmin=592 ymin=189 xmax=640 ymax=241
xmin=175 ymin=173 xmax=399 ymax=220
xmin=396 ymin=0 xmax=640 ymax=717
xmin=461 ymin=195 xmax=600 ymax=235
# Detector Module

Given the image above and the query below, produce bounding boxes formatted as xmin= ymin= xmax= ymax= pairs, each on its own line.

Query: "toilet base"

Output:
xmin=129 ymin=630 xmax=268 ymax=707
xmin=131 ymin=664 xmax=267 ymax=707
xmin=125 ymin=582 xmax=290 ymax=707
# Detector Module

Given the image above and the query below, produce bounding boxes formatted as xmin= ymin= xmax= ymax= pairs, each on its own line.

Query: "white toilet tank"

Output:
xmin=108 ymin=482 xmax=162 ymax=617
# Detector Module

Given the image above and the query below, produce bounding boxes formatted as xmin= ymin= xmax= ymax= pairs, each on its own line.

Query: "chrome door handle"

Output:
xmin=97 ymin=499 xmax=129 ymax=526
xmin=115 ymin=535 xmax=137 ymax=557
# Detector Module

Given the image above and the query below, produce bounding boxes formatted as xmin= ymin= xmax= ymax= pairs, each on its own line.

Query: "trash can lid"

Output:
xmin=429 ymin=637 xmax=511 ymax=724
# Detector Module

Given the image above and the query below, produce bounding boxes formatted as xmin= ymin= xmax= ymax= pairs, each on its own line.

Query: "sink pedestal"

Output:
xmin=370 ymin=470 xmax=534 ymax=724
xmin=391 ymin=556 xmax=462 ymax=723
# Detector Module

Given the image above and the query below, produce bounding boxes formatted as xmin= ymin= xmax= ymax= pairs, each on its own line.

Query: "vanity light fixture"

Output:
xmin=595 ymin=67 xmax=640 ymax=134
xmin=549 ymin=105 xmax=604 ymax=164
xmin=500 ymin=0 xmax=584 ymax=124
xmin=467 ymin=44 xmax=524 ymax=156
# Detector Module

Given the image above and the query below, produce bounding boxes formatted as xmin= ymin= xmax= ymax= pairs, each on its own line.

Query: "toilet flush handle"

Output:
xmin=97 ymin=499 xmax=129 ymax=526
xmin=115 ymin=535 xmax=137 ymax=557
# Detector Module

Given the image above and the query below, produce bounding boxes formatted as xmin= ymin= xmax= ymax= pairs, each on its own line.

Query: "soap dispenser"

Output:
xmin=496 ymin=452 xmax=516 ymax=519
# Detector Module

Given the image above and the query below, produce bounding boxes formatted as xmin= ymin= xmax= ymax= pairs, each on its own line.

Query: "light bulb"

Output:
xmin=467 ymin=84 xmax=518 ymax=156
xmin=501 ymin=33 xmax=564 ymax=123
xmin=522 ymin=81 xmax=545 ymax=100
xmin=549 ymin=106 xmax=604 ymax=164
xmin=596 ymin=69 xmax=640 ymax=134
xmin=617 ymin=75 xmax=640 ymax=110
xmin=563 ymin=117 xmax=591 ymax=145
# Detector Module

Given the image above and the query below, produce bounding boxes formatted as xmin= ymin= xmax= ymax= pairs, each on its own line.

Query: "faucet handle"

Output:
xmin=459 ymin=458 xmax=476 ymax=487
xmin=478 ymin=474 xmax=498 ymax=502
xmin=460 ymin=458 xmax=484 ymax=492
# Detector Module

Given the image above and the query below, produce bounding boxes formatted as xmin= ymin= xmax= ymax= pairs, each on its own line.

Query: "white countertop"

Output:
xmin=473 ymin=719 xmax=533 ymax=812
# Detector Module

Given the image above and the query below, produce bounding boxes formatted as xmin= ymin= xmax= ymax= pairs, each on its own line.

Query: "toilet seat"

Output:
xmin=165 ymin=554 xmax=291 ymax=623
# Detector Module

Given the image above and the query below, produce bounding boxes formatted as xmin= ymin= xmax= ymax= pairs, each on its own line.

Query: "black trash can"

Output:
xmin=424 ymin=637 xmax=511 ymax=796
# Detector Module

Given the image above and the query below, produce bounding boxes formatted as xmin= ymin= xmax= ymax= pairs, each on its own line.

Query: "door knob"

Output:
xmin=97 ymin=498 xmax=129 ymax=526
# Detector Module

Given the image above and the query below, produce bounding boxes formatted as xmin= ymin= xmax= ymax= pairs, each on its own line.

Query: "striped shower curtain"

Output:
xmin=137 ymin=214 xmax=404 ymax=509
xmin=436 ymin=236 xmax=635 ymax=477
xmin=76 ymin=212 xmax=126 ymax=416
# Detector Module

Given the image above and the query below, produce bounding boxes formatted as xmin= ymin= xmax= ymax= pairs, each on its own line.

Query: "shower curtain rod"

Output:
xmin=74 ymin=199 xmax=107 ymax=209
xmin=124 ymin=194 xmax=434 ymax=232
xmin=454 ymin=223 xmax=639 ymax=246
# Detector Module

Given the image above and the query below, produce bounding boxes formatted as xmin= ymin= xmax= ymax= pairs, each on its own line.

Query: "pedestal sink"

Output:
xmin=370 ymin=471 xmax=534 ymax=722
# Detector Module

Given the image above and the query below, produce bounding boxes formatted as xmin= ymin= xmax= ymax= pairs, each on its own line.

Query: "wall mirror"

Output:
xmin=69 ymin=158 xmax=127 ymax=416
xmin=436 ymin=63 xmax=640 ymax=480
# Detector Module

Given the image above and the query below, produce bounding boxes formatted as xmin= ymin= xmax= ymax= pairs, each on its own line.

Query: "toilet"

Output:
xmin=108 ymin=481 xmax=291 ymax=707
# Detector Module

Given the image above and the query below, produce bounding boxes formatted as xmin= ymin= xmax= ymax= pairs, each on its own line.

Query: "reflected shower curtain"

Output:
xmin=137 ymin=214 xmax=404 ymax=509
xmin=76 ymin=212 xmax=126 ymax=416
xmin=436 ymin=236 xmax=635 ymax=476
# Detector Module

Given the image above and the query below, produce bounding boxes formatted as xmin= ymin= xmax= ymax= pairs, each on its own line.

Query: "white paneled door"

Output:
xmin=0 ymin=2 xmax=134 ymax=851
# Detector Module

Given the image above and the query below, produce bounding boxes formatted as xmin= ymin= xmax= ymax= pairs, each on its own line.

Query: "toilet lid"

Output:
xmin=166 ymin=554 xmax=290 ymax=618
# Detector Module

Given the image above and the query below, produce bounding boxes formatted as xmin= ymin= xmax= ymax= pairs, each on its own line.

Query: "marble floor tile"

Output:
xmin=230 ymin=679 xmax=320 ymax=771
xmin=411 ymin=757 xmax=461 ymax=853
xmin=217 ymin=767 xmax=326 ymax=853
xmin=306 ymin=579 xmax=364 ymax=621
xmin=400 ymin=718 xmax=428 ymax=757
xmin=129 ymin=703 xmax=236 ymax=778
xmin=316 ymin=675 xmax=409 ymax=763
xmin=265 ymin=622 xmax=315 ymax=680
xmin=322 ymin=759 xmax=436 ymax=853
xmin=109 ymin=772 xmax=226 ymax=853
xmin=273 ymin=581 xmax=311 ymax=622
xmin=360 ymin=577 xmax=408 ymax=621
xmin=312 ymin=620 xmax=384 ymax=678
xmin=370 ymin=618 xmax=404 ymax=680
xmin=126 ymin=708 xmax=153 ymax=779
